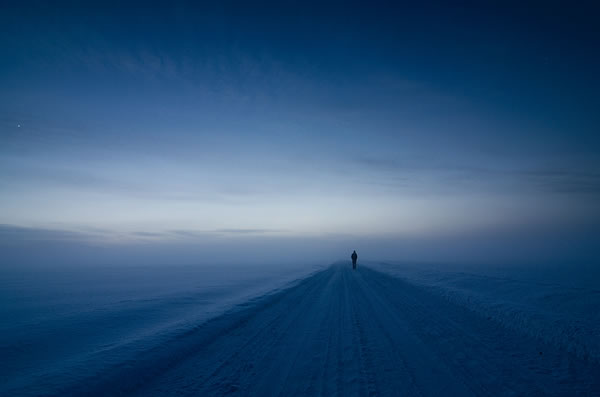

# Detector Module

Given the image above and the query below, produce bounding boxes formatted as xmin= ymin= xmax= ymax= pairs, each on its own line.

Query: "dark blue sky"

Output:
xmin=1 ymin=1 xmax=599 ymax=264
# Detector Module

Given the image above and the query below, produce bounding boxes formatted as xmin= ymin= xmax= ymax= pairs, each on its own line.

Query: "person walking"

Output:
xmin=351 ymin=250 xmax=358 ymax=270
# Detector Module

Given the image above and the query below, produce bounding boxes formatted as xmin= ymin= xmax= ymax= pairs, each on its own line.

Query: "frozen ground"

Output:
xmin=0 ymin=262 xmax=324 ymax=396
xmin=367 ymin=260 xmax=600 ymax=364
xmin=1 ymin=261 xmax=598 ymax=396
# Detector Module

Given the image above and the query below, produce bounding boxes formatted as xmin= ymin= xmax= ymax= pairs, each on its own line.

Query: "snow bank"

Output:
xmin=365 ymin=261 xmax=600 ymax=362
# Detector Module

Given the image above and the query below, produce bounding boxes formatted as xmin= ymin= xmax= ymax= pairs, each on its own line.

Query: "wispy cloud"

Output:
xmin=0 ymin=224 xmax=99 ymax=243
xmin=351 ymin=156 xmax=600 ymax=195
xmin=0 ymin=158 xmax=273 ymax=204
xmin=130 ymin=231 xmax=166 ymax=237
xmin=0 ymin=224 xmax=290 ymax=246
xmin=518 ymin=170 xmax=600 ymax=194
xmin=213 ymin=228 xmax=288 ymax=235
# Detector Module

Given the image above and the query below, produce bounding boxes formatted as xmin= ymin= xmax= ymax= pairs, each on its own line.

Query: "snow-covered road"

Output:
xmin=83 ymin=263 xmax=598 ymax=396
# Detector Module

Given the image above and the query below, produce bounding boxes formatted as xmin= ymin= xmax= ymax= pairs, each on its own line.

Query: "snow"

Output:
xmin=0 ymin=262 xmax=324 ymax=396
xmin=1 ymin=261 xmax=598 ymax=396
xmin=367 ymin=261 xmax=600 ymax=363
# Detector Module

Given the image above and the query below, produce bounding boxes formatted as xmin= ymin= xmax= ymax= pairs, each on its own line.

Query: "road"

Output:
xmin=108 ymin=263 xmax=598 ymax=396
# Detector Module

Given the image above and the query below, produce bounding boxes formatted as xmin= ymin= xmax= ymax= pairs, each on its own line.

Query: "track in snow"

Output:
xmin=88 ymin=263 xmax=600 ymax=396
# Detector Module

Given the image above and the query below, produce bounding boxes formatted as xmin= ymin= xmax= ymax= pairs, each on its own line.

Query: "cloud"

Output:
xmin=0 ymin=224 xmax=95 ymax=243
xmin=350 ymin=156 xmax=600 ymax=195
xmin=0 ymin=224 xmax=291 ymax=247
xmin=213 ymin=228 xmax=288 ymax=235
xmin=170 ymin=229 xmax=207 ymax=238
xmin=0 ymin=158 xmax=264 ymax=204
xmin=520 ymin=170 xmax=600 ymax=194
xmin=168 ymin=228 xmax=289 ymax=238
xmin=130 ymin=231 xmax=166 ymax=237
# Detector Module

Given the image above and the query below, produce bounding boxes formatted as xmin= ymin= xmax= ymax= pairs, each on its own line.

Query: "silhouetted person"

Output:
xmin=351 ymin=250 xmax=358 ymax=270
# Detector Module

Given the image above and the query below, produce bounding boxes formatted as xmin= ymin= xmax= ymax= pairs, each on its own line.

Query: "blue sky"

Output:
xmin=1 ymin=2 xmax=599 ymax=264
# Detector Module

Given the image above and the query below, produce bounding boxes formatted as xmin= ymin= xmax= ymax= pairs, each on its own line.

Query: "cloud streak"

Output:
xmin=351 ymin=156 xmax=600 ymax=195
xmin=0 ymin=224 xmax=291 ymax=246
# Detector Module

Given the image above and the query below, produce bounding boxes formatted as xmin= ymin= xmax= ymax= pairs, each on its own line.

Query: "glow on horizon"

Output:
xmin=0 ymin=150 xmax=594 ymax=243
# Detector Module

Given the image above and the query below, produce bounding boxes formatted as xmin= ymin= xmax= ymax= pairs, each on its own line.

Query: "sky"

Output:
xmin=1 ymin=1 xmax=599 ymax=266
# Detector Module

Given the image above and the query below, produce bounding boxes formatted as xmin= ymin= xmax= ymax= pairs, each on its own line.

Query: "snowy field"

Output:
xmin=367 ymin=260 xmax=600 ymax=364
xmin=1 ymin=261 xmax=598 ymax=396
xmin=0 ymin=262 xmax=324 ymax=396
